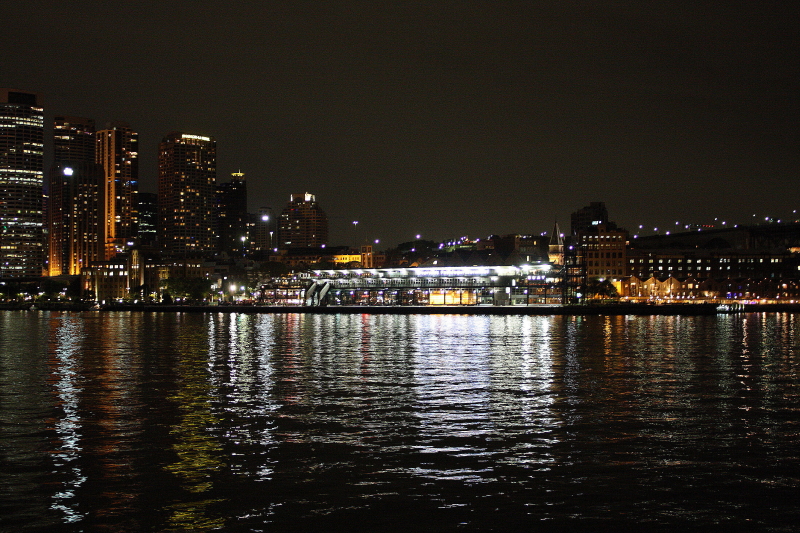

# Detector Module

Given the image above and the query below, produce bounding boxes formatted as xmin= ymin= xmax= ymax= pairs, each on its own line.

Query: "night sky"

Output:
xmin=5 ymin=1 xmax=798 ymax=247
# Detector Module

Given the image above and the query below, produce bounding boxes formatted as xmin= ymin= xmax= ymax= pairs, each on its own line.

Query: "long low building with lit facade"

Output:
xmin=290 ymin=263 xmax=563 ymax=307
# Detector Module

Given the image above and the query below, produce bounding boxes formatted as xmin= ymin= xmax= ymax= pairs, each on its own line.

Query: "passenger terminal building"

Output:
xmin=294 ymin=263 xmax=563 ymax=307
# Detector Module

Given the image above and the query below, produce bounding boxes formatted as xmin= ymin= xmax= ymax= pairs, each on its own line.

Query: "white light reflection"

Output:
xmin=49 ymin=317 xmax=87 ymax=523
xmin=219 ymin=313 xmax=281 ymax=482
xmin=410 ymin=315 xmax=560 ymax=483
xmin=491 ymin=316 xmax=558 ymax=469
xmin=412 ymin=315 xmax=494 ymax=482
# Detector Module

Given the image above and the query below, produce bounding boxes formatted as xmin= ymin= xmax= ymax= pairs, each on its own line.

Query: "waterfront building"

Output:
xmin=81 ymin=251 xmax=216 ymax=303
xmin=96 ymin=122 xmax=138 ymax=258
xmin=48 ymin=116 xmax=105 ymax=276
xmin=295 ymin=263 xmax=559 ymax=307
xmin=215 ymin=171 xmax=248 ymax=254
xmin=621 ymin=274 xmax=800 ymax=302
xmin=278 ymin=193 xmax=328 ymax=249
xmin=158 ymin=132 xmax=217 ymax=256
xmin=0 ymin=89 xmax=44 ymax=278
xmin=576 ymin=223 xmax=628 ymax=280
xmin=626 ymin=249 xmax=799 ymax=281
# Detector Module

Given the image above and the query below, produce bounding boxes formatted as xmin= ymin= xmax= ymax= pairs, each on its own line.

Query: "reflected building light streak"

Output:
xmin=49 ymin=317 xmax=87 ymax=524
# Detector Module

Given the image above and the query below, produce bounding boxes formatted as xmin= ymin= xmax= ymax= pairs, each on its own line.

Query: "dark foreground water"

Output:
xmin=1 ymin=311 xmax=798 ymax=532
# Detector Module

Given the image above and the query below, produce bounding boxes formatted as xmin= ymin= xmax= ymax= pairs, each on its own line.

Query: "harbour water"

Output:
xmin=1 ymin=310 xmax=798 ymax=531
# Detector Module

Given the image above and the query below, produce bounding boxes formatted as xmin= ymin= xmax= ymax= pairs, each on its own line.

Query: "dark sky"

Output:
xmin=5 ymin=1 xmax=798 ymax=247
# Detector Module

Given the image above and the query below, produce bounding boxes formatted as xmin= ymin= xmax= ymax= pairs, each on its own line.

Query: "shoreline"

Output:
xmin=7 ymin=302 xmax=800 ymax=315
xmin=88 ymin=302 xmax=800 ymax=315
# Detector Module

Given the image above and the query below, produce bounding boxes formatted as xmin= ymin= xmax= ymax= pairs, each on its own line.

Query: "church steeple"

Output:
xmin=548 ymin=221 xmax=564 ymax=265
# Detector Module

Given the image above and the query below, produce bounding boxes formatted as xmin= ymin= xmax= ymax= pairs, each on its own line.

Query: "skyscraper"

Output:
xmin=96 ymin=122 xmax=138 ymax=258
xmin=54 ymin=115 xmax=95 ymax=163
xmin=48 ymin=116 xmax=105 ymax=276
xmin=215 ymin=171 xmax=248 ymax=254
xmin=0 ymin=89 xmax=44 ymax=278
xmin=136 ymin=192 xmax=158 ymax=247
xmin=278 ymin=193 xmax=328 ymax=249
xmin=158 ymin=132 xmax=217 ymax=256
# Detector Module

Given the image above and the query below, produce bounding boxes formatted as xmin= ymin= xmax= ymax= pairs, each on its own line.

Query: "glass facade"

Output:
xmin=0 ymin=89 xmax=44 ymax=278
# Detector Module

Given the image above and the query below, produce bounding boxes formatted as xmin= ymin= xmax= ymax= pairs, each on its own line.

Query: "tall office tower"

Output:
xmin=48 ymin=116 xmax=105 ymax=276
xmin=215 ymin=171 xmax=248 ymax=254
xmin=136 ymin=192 xmax=158 ymax=247
xmin=158 ymin=132 xmax=217 ymax=256
xmin=96 ymin=122 xmax=138 ymax=258
xmin=54 ymin=116 xmax=96 ymax=163
xmin=0 ymin=89 xmax=44 ymax=278
xmin=278 ymin=193 xmax=328 ymax=249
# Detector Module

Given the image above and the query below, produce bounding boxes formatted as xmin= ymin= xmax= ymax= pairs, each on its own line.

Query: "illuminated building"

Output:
xmin=278 ymin=193 xmax=328 ymax=249
xmin=158 ymin=132 xmax=217 ymax=256
xmin=548 ymin=222 xmax=564 ymax=265
xmin=96 ymin=122 xmax=138 ymax=258
xmin=215 ymin=171 xmax=248 ymax=254
xmin=0 ymin=89 xmax=44 ymax=278
xmin=296 ymin=263 xmax=558 ymax=306
xmin=47 ymin=116 xmax=105 ymax=276
xmin=568 ymin=203 xmax=627 ymax=298
xmin=576 ymin=223 xmax=628 ymax=279
xmin=48 ymin=162 xmax=105 ymax=276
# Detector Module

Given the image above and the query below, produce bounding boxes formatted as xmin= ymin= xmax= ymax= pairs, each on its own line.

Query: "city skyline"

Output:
xmin=4 ymin=2 xmax=799 ymax=246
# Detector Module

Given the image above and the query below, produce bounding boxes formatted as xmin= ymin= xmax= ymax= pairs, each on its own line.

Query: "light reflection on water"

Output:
xmin=48 ymin=316 xmax=85 ymax=524
xmin=1 ymin=311 xmax=799 ymax=531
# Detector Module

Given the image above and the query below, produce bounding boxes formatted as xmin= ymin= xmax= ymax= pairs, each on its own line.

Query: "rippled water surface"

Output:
xmin=1 ymin=311 xmax=799 ymax=531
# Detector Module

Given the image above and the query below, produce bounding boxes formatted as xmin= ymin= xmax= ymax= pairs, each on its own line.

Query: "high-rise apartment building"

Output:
xmin=215 ymin=171 xmax=248 ymax=254
xmin=279 ymin=193 xmax=328 ymax=249
xmin=0 ymin=89 xmax=44 ymax=278
xmin=47 ymin=116 xmax=105 ymax=276
xmin=96 ymin=122 xmax=138 ymax=258
xmin=158 ymin=132 xmax=217 ymax=256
